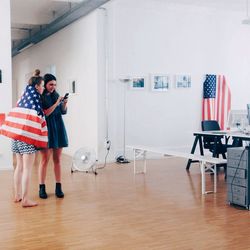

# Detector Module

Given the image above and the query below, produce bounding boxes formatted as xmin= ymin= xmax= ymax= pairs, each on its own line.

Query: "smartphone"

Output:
xmin=63 ymin=93 xmax=69 ymax=100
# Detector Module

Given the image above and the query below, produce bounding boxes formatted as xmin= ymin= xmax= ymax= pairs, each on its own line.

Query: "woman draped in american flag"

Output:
xmin=1 ymin=69 xmax=48 ymax=207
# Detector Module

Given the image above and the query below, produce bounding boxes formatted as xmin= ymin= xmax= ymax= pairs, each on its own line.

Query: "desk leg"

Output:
xmin=186 ymin=135 xmax=199 ymax=170
xmin=214 ymin=164 xmax=217 ymax=193
xmin=198 ymin=136 xmax=204 ymax=156
xmin=133 ymin=149 xmax=147 ymax=174
xmin=133 ymin=149 xmax=136 ymax=174
xmin=143 ymin=151 xmax=147 ymax=173
xmin=200 ymin=162 xmax=217 ymax=195
xmin=200 ymin=161 xmax=205 ymax=195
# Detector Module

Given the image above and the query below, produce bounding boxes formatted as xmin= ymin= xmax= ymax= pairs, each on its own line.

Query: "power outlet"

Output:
xmin=105 ymin=140 xmax=111 ymax=150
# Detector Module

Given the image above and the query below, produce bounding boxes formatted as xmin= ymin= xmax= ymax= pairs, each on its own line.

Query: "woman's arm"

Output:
xmin=44 ymin=97 xmax=63 ymax=117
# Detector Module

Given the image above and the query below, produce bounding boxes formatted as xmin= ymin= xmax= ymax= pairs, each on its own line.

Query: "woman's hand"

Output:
xmin=44 ymin=96 xmax=64 ymax=116
xmin=62 ymin=98 xmax=68 ymax=104
xmin=61 ymin=97 xmax=68 ymax=112
xmin=56 ymin=96 xmax=64 ymax=104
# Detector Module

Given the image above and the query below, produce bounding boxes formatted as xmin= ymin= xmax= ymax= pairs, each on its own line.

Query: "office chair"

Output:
xmin=201 ymin=120 xmax=227 ymax=159
xmin=201 ymin=120 xmax=242 ymax=154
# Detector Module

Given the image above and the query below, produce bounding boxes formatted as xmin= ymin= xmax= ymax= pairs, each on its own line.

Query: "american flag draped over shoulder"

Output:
xmin=202 ymin=74 xmax=231 ymax=130
xmin=1 ymin=85 xmax=48 ymax=148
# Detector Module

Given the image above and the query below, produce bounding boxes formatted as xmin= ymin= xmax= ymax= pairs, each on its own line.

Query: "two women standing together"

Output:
xmin=1 ymin=70 xmax=68 ymax=207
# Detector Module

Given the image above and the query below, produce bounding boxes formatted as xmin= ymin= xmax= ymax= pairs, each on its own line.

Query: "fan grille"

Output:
xmin=72 ymin=147 xmax=96 ymax=171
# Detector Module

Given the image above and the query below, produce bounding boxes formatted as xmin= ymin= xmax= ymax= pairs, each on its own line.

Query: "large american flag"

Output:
xmin=202 ymin=74 xmax=231 ymax=130
xmin=1 ymin=85 xmax=48 ymax=148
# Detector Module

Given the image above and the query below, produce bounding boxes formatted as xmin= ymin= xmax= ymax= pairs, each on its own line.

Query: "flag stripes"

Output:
xmin=1 ymin=107 xmax=48 ymax=148
xmin=202 ymin=75 xmax=231 ymax=130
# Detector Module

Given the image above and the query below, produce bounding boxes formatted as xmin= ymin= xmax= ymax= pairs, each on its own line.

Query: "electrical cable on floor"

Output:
xmin=96 ymin=141 xmax=111 ymax=170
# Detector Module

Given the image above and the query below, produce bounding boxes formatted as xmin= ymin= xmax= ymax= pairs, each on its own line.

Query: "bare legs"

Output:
xmin=39 ymin=148 xmax=63 ymax=183
xmin=14 ymin=153 xmax=38 ymax=207
xmin=13 ymin=154 xmax=23 ymax=202
xmin=39 ymin=149 xmax=52 ymax=184
xmin=39 ymin=148 xmax=64 ymax=197
xmin=53 ymin=148 xmax=63 ymax=183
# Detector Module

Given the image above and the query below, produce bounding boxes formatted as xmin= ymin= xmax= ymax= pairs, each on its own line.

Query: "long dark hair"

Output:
xmin=42 ymin=73 xmax=59 ymax=108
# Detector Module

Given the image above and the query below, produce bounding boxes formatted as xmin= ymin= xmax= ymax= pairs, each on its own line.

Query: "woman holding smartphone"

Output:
xmin=39 ymin=73 xmax=68 ymax=199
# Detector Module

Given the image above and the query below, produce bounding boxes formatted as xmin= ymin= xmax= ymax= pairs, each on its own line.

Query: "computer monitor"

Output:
xmin=227 ymin=110 xmax=248 ymax=130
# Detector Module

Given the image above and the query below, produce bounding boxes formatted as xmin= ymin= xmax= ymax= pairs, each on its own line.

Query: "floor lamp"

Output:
xmin=116 ymin=78 xmax=130 ymax=164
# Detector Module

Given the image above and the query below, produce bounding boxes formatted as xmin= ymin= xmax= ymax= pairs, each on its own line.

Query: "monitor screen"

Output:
xmin=227 ymin=110 xmax=248 ymax=130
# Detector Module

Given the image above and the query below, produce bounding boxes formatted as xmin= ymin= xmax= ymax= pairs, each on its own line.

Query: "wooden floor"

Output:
xmin=0 ymin=154 xmax=250 ymax=250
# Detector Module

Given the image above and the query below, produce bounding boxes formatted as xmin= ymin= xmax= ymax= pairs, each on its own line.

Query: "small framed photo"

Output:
xmin=130 ymin=77 xmax=146 ymax=90
xmin=175 ymin=74 xmax=191 ymax=88
xmin=151 ymin=74 xmax=170 ymax=92
xmin=69 ymin=79 xmax=77 ymax=94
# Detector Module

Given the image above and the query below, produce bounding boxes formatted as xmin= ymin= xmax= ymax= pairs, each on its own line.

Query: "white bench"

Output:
xmin=127 ymin=145 xmax=227 ymax=195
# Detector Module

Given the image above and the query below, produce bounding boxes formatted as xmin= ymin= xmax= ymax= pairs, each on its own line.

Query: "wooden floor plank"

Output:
xmin=0 ymin=154 xmax=249 ymax=249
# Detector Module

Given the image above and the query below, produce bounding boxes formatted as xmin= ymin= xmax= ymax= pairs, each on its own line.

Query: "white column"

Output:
xmin=0 ymin=0 xmax=13 ymax=170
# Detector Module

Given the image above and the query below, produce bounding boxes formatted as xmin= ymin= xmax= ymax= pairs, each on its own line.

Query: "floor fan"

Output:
xmin=71 ymin=147 xmax=97 ymax=175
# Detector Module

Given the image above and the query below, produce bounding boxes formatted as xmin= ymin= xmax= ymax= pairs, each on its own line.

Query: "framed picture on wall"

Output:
xmin=151 ymin=74 xmax=170 ymax=92
xmin=68 ymin=79 xmax=77 ymax=94
xmin=130 ymin=76 xmax=146 ymax=90
xmin=175 ymin=74 xmax=191 ymax=88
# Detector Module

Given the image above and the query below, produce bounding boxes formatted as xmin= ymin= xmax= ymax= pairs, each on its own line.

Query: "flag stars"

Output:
xmin=17 ymin=86 xmax=44 ymax=117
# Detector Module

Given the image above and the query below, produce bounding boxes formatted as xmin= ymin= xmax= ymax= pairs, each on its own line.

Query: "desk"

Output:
xmin=186 ymin=131 xmax=226 ymax=170
xmin=186 ymin=130 xmax=249 ymax=170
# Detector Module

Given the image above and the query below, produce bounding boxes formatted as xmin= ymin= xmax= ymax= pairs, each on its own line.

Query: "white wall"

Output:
xmin=105 ymin=0 xmax=250 ymax=158
xmin=12 ymin=11 xmax=99 ymax=157
xmin=0 ymin=0 xmax=13 ymax=170
xmin=12 ymin=0 xmax=250 ymax=163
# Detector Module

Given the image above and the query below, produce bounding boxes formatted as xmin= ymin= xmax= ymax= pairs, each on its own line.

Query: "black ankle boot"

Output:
xmin=55 ymin=183 xmax=64 ymax=198
xmin=39 ymin=184 xmax=48 ymax=199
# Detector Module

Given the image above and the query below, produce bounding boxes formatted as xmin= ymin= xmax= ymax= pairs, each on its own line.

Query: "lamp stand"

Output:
xmin=116 ymin=79 xmax=130 ymax=164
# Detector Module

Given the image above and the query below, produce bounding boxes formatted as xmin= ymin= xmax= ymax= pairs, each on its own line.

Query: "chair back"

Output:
xmin=201 ymin=120 xmax=220 ymax=131
xmin=201 ymin=120 xmax=221 ymax=149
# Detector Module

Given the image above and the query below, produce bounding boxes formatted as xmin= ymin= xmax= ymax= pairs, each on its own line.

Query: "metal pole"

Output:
xmin=116 ymin=79 xmax=130 ymax=163
xmin=123 ymin=82 xmax=126 ymax=157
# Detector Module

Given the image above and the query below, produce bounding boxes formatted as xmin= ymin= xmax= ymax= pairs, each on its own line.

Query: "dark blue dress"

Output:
xmin=42 ymin=93 xmax=68 ymax=149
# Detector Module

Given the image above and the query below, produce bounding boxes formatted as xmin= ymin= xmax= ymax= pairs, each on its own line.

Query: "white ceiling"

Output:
xmin=11 ymin=0 xmax=86 ymax=42
xmin=10 ymin=0 xmax=248 ymax=47
xmin=154 ymin=0 xmax=246 ymax=12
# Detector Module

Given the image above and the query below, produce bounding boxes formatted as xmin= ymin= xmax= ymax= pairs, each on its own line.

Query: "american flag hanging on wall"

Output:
xmin=202 ymin=74 xmax=231 ymax=130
